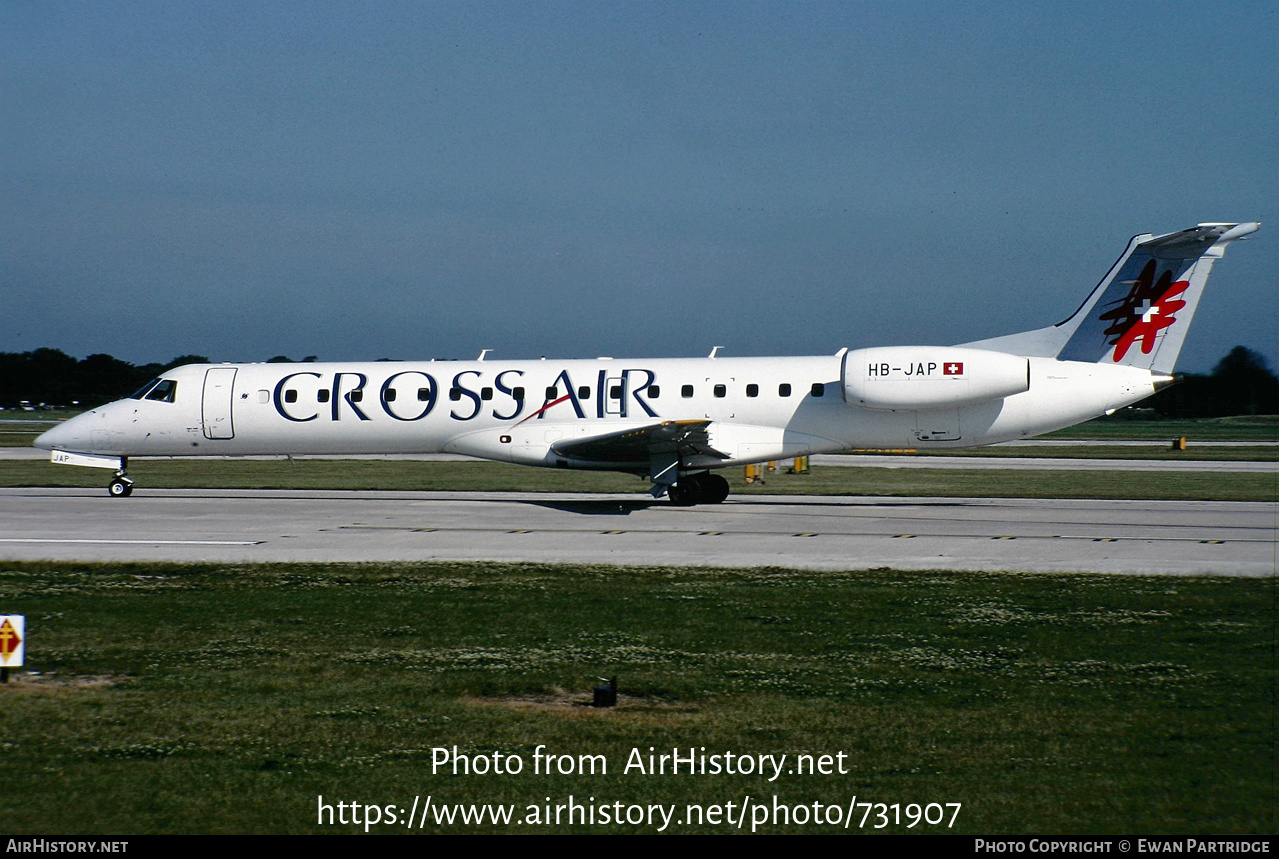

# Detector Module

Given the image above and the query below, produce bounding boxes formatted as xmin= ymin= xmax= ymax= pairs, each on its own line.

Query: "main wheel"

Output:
xmin=700 ymin=473 xmax=730 ymax=504
xmin=667 ymin=480 xmax=698 ymax=506
xmin=108 ymin=478 xmax=133 ymax=497
xmin=667 ymin=472 xmax=731 ymax=506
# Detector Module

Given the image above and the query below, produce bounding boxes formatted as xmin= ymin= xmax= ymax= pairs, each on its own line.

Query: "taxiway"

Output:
xmin=0 ymin=488 xmax=1270 ymax=575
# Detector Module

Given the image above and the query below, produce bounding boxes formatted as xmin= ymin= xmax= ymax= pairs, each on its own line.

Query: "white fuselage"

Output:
xmin=35 ymin=351 xmax=1163 ymax=471
xmin=33 ymin=220 xmax=1256 ymax=501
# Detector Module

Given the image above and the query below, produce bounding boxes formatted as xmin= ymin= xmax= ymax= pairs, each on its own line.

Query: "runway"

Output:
xmin=0 ymin=488 xmax=1271 ymax=575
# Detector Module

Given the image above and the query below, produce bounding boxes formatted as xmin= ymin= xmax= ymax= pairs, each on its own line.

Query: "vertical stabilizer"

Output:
xmin=961 ymin=222 xmax=1259 ymax=373
xmin=1057 ymin=222 xmax=1259 ymax=372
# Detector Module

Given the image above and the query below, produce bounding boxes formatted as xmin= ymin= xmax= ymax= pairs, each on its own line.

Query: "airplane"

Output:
xmin=34 ymin=221 xmax=1260 ymax=504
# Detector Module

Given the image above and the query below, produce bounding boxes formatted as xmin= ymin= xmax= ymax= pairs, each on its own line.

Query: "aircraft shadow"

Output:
xmin=524 ymin=493 xmax=972 ymax=513
xmin=523 ymin=498 xmax=658 ymax=515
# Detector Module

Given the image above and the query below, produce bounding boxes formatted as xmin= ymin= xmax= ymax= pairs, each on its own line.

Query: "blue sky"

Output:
xmin=3 ymin=1 xmax=1275 ymax=372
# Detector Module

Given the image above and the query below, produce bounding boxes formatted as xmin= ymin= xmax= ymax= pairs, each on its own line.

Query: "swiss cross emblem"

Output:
xmin=1098 ymin=259 xmax=1188 ymax=362
xmin=0 ymin=617 xmax=22 ymax=665
xmin=943 ymin=362 xmax=964 ymax=375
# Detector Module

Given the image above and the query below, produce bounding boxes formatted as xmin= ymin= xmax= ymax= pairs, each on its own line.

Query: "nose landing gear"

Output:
xmin=108 ymin=465 xmax=134 ymax=497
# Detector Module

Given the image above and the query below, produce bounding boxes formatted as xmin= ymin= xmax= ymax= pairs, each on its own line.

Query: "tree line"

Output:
xmin=1143 ymin=346 xmax=1279 ymax=418
xmin=0 ymin=346 xmax=1275 ymax=418
xmin=0 ymin=349 xmax=312 ymax=410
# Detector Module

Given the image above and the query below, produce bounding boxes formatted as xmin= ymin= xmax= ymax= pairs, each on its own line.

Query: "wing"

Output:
xmin=551 ymin=420 xmax=730 ymax=468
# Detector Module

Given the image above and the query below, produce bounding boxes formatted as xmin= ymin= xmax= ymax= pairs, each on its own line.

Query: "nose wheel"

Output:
xmin=108 ymin=472 xmax=134 ymax=497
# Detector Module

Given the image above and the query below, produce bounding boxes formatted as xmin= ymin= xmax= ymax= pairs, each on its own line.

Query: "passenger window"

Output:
xmin=512 ymin=387 xmax=525 ymax=401
xmin=746 ymin=384 xmax=758 ymax=398
xmin=481 ymin=387 xmax=493 ymax=401
xmin=285 ymin=389 xmax=298 ymax=404
xmin=318 ymin=390 xmax=330 ymax=403
xmin=449 ymin=388 xmax=462 ymax=401
xmin=610 ymin=385 xmax=622 ymax=399
xmin=681 ymin=385 xmax=694 ymax=398
xmin=145 ymin=380 xmax=177 ymax=403
xmin=779 ymin=383 xmax=791 ymax=397
xmin=417 ymin=388 xmax=431 ymax=401
xmin=384 ymin=389 xmax=397 ymax=402
xmin=545 ymin=386 xmax=558 ymax=399
xmin=810 ymin=383 xmax=824 ymax=397
xmin=648 ymin=385 xmax=660 ymax=399
xmin=350 ymin=390 xmax=363 ymax=403
xmin=578 ymin=386 xmax=591 ymax=400
xmin=713 ymin=384 xmax=726 ymax=398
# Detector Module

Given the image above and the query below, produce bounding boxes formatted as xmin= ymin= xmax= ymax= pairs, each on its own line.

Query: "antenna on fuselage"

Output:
xmin=708 ymin=346 xmax=723 ymax=358
xmin=477 ymin=349 xmax=492 ymax=361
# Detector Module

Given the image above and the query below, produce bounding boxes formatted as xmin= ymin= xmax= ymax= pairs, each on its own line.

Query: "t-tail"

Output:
xmin=964 ymin=222 xmax=1260 ymax=373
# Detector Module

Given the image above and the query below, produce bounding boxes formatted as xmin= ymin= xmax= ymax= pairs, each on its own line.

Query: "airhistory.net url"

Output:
xmin=317 ymin=794 xmax=962 ymax=832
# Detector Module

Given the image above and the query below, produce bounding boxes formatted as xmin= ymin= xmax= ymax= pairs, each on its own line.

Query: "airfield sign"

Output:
xmin=0 ymin=615 xmax=24 ymax=668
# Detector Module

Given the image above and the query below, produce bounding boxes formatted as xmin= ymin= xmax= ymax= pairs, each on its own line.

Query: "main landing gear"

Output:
xmin=108 ymin=464 xmax=134 ymax=498
xmin=667 ymin=472 xmax=730 ymax=506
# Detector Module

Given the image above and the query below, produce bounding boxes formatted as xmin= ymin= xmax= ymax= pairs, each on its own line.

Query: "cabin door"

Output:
xmin=201 ymin=368 xmax=237 ymax=440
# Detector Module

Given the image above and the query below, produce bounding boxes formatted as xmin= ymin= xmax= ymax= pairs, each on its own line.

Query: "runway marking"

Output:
xmin=334 ymin=525 xmax=1261 ymax=544
xmin=692 ymin=505 xmax=1278 ymax=534
xmin=1060 ymin=535 xmax=1238 ymax=544
xmin=0 ymin=538 xmax=262 ymax=546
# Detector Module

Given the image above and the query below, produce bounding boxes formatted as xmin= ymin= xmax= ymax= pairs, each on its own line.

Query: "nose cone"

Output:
xmin=34 ymin=414 xmax=88 ymax=451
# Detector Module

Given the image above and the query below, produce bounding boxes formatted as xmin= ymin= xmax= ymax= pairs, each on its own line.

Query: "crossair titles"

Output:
xmin=272 ymin=367 xmax=661 ymax=424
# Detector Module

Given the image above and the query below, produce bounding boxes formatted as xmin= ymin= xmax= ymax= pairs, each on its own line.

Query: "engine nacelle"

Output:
xmin=841 ymin=346 xmax=1030 ymax=411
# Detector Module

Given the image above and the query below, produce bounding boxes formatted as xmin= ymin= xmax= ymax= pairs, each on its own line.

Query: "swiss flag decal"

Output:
xmin=943 ymin=362 xmax=964 ymax=375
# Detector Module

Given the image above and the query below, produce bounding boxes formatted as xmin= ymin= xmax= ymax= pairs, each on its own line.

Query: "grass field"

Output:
xmin=909 ymin=444 xmax=1276 ymax=461
xmin=1044 ymin=414 xmax=1279 ymax=442
xmin=0 ymin=457 xmax=1272 ymax=502
xmin=0 ymin=561 xmax=1273 ymax=834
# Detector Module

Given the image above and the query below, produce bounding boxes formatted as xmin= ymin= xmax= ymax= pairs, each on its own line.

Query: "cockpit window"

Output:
xmin=144 ymin=379 xmax=178 ymax=403
xmin=128 ymin=379 xmax=161 ymax=400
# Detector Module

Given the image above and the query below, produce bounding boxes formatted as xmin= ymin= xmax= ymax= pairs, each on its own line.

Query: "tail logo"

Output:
xmin=1097 ymin=260 xmax=1189 ymax=362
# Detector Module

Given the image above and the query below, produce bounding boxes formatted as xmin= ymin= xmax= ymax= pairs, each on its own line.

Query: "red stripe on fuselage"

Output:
xmin=513 ymin=394 xmax=572 ymax=426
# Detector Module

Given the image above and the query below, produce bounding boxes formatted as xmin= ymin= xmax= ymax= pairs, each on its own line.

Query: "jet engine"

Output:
xmin=841 ymin=347 xmax=1030 ymax=411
